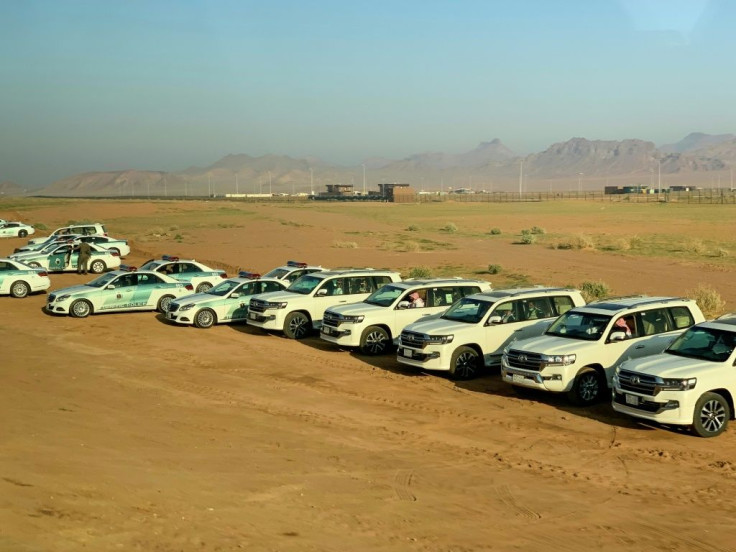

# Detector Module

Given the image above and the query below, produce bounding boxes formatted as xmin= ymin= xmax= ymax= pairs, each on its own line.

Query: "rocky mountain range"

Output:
xmin=36 ymin=133 xmax=736 ymax=197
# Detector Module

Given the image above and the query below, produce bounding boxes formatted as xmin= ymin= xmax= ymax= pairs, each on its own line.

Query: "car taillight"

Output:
xmin=38 ymin=271 xmax=48 ymax=277
xmin=111 ymin=251 xmax=120 ymax=256
xmin=220 ymin=273 xmax=227 ymax=278
xmin=185 ymin=284 xmax=194 ymax=291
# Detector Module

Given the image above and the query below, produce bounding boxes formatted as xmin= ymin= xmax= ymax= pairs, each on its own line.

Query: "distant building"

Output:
xmin=377 ymin=183 xmax=415 ymax=202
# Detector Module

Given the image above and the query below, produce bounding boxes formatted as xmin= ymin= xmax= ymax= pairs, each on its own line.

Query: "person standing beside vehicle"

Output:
xmin=77 ymin=241 xmax=92 ymax=274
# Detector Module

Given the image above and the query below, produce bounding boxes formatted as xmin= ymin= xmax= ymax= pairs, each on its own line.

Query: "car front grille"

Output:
xmin=322 ymin=311 xmax=340 ymax=328
xmin=400 ymin=331 xmax=426 ymax=349
xmin=505 ymin=349 xmax=543 ymax=371
xmin=617 ymin=370 xmax=658 ymax=395
xmin=249 ymin=300 xmax=267 ymax=313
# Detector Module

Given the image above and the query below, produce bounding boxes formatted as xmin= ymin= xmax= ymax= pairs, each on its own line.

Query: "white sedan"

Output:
xmin=0 ymin=222 xmax=35 ymax=238
xmin=0 ymin=258 xmax=51 ymax=298
xmin=46 ymin=267 xmax=194 ymax=318
xmin=167 ymin=272 xmax=287 ymax=328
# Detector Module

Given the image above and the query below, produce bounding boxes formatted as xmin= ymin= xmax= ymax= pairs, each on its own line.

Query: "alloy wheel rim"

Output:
xmin=700 ymin=400 xmax=726 ymax=433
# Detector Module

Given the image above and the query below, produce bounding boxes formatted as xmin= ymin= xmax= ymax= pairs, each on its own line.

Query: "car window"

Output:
xmin=320 ymin=278 xmax=345 ymax=296
xmin=0 ymin=262 xmax=11 ymax=271
xmin=521 ymin=297 xmax=554 ymax=320
xmin=670 ymin=306 xmax=695 ymax=330
xmin=372 ymin=275 xmax=393 ymax=288
xmin=638 ymin=308 xmax=673 ymax=336
xmin=347 ymin=277 xmax=374 ymax=294
xmin=553 ymin=295 xmax=575 ymax=315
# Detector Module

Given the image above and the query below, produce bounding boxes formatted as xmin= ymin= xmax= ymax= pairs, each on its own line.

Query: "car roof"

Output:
xmin=467 ymin=286 xmax=579 ymax=301
xmin=389 ymin=278 xmax=489 ymax=289
xmin=698 ymin=313 xmax=736 ymax=332
xmin=305 ymin=269 xmax=400 ymax=279
xmin=580 ymin=296 xmax=693 ymax=313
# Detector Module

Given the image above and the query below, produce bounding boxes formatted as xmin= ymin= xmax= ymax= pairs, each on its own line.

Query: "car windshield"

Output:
xmin=86 ymin=273 xmax=118 ymax=288
xmin=263 ymin=268 xmax=289 ymax=279
xmin=287 ymin=274 xmax=322 ymax=294
xmin=441 ymin=297 xmax=493 ymax=324
xmin=208 ymin=280 xmax=241 ymax=296
xmin=666 ymin=327 xmax=736 ymax=363
xmin=546 ymin=311 xmax=612 ymax=341
xmin=365 ymin=284 xmax=404 ymax=307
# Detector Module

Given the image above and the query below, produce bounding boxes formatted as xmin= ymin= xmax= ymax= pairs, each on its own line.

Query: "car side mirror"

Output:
xmin=106 ymin=284 xmax=115 ymax=290
xmin=609 ymin=331 xmax=627 ymax=342
xmin=230 ymin=292 xmax=240 ymax=298
xmin=397 ymin=300 xmax=410 ymax=310
xmin=316 ymin=289 xmax=327 ymax=296
xmin=486 ymin=315 xmax=502 ymax=325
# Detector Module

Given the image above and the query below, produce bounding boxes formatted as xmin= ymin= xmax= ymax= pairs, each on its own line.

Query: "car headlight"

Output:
xmin=341 ymin=314 xmax=364 ymax=323
xmin=654 ymin=377 xmax=697 ymax=392
xmin=180 ymin=303 xmax=195 ymax=311
xmin=57 ymin=294 xmax=71 ymax=302
xmin=540 ymin=353 xmax=576 ymax=367
xmin=267 ymin=301 xmax=288 ymax=309
xmin=425 ymin=334 xmax=454 ymax=344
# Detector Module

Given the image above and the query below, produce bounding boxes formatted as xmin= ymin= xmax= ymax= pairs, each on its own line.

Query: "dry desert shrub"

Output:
xmin=531 ymin=226 xmax=546 ymax=235
xmin=487 ymin=264 xmax=502 ymax=274
xmin=379 ymin=241 xmax=419 ymax=252
xmin=714 ymin=247 xmax=729 ymax=258
xmin=333 ymin=241 xmax=358 ymax=249
xmin=489 ymin=227 xmax=502 ymax=235
xmin=552 ymin=234 xmax=595 ymax=250
xmin=408 ymin=266 xmax=433 ymax=279
xmin=609 ymin=237 xmax=631 ymax=251
xmin=520 ymin=229 xmax=536 ymax=245
xmin=683 ymin=238 xmax=706 ymax=255
xmin=406 ymin=224 xmax=420 ymax=232
xmin=687 ymin=284 xmax=726 ymax=318
xmin=441 ymin=222 xmax=458 ymax=233
xmin=579 ymin=280 xmax=611 ymax=303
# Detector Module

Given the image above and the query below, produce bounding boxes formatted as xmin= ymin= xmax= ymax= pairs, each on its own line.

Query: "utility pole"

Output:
xmin=236 ymin=173 xmax=239 ymax=195
xmin=362 ymin=163 xmax=366 ymax=195
xmin=658 ymin=159 xmax=661 ymax=194
xmin=310 ymin=168 xmax=314 ymax=195
xmin=519 ymin=160 xmax=523 ymax=198
xmin=269 ymin=171 xmax=272 ymax=195
xmin=208 ymin=174 xmax=212 ymax=197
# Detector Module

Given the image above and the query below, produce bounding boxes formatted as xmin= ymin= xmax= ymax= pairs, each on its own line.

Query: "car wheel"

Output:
xmin=18 ymin=229 xmax=28 ymax=238
xmin=449 ymin=346 xmax=481 ymax=380
xmin=28 ymin=262 xmax=41 ymax=268
xmin=359 ymin=326 xmax=391 ymax=355
xmin=284 ymin=311 xmax=311 ymax=339
xmin=196 ymin=282 xmax=212 ymax=293
xmin=692 ymin=392 xmax=730 ymax=438
xmin=568 ymin=367 xmax=603 ymax=406
xmin=157 ymin=295 xmax=175 ymax=313
xmin=70 ymin=299 xmax=92 ymax=318
xmin=10 ymin=280 xmax=30 ymax=298
xmin=194 ymin=308 xmax=216 ymax=329
xmin=90 ymin=260 xmax=106 ymax=274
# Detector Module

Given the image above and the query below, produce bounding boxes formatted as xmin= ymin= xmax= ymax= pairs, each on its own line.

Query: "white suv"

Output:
xmin=247 ymin=269 xmax=402 ymax=339
xmin=320 ymin=278 xmax=491 ymax=355
xmin=502 ymin=296 xmax=705 ymax=405
xmin=612 ymin=314 xmax=736 ymax=437
xmin=397 ymin=287 xmax=585 ymax=379
xmin=26 ymin=222 xmax=107 ymax=246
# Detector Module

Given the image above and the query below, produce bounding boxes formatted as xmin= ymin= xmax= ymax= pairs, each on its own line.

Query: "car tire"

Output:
xmin=359 ymin=326 xmax=391 ymax=355
xmin=90 ymin=260 xmax=106 ymax=274
xmin=692 ymin=392 xmax=730 ymax=438
xmin=70 ymin=299 xmax=92 ymax=318
xmin=157 ymin=295 xmax=175 ymax=313
xmin=196 ymin=282 xmax=212 ymax=293
xmin=18 ymin=230 xmax=28 ymax=238
xmin=10 ymin=280 xmax=30 ymax=298
xmin=283 ymin=311 xmax=311 ymax=339
xmin=568 ymin=367 xmax=603 ymax=406
xmin=194 ymin=308 xmax=216 ymax=329
xmin=449 ymin=346 xmax=481 ymax=380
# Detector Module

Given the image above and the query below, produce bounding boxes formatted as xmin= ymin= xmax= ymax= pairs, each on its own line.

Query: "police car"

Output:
xmin=9 ymin=241 xmax=121 ymax=273
xmin=167 ymin=271 xmax=288 ymax=328
xmin=0 ymin=222 xmax=35 ymax=238
xmin=0 ymin=258 xmax=51 ymax=298
xmin=139 ymin=256 xmax=227 ymax=293
xmin=262 ymin=260 xmax=327 ymax=284
xmin=45 ymin=266 xmax=195 ymax=318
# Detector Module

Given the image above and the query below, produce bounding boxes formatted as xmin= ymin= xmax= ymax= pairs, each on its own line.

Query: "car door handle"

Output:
xmin=635 ymin=345 xmax=645 ymax=349
xmin=514 ymin=329 xmax=523 ymax=332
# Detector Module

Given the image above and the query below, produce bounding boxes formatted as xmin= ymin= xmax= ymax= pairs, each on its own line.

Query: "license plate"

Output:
xmin=512 ymin=373 xmax=525 ymax=383
xmin=248 ymin=312 xmax=257 ymax=320
xmin=625 ymin=393 xmax=639 ymax=406
xmin=401 ymin=348 xmax=413 ymax=358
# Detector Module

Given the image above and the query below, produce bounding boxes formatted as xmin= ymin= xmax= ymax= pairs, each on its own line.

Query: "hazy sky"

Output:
xmin=1 ymin=0 xmax=732 ymax=188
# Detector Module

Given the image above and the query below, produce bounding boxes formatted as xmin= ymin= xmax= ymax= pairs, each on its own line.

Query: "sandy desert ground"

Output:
xmin=2 ymin=198 xmax=736 ymax=552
